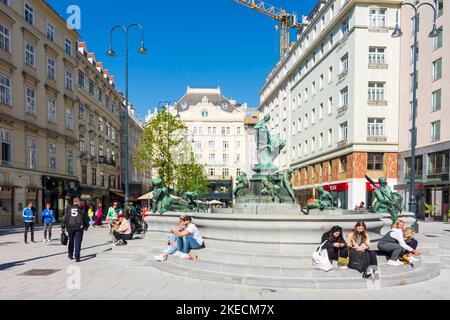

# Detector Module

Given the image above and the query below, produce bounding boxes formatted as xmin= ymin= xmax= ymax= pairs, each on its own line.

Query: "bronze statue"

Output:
xmin=234 ymin=172 xmax=250 ymax=197
xmin=367 ymin=176 xmax=403 ymax=223
xmin=302 ymin=187 xmax=336 ymax=214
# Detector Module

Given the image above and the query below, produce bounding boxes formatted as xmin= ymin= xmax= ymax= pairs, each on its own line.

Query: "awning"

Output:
xmin=208 ymin=200 xmax=223 ymax=205
xmin=138 ymin=192 xmax=153 ymax=200
xmin=110 ymin=191 xmax=125 ymax=198
xmin=80 ymin=194 xmax=91 ymax=200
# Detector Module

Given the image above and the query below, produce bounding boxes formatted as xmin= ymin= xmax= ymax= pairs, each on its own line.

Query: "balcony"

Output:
xmin=79 ymin=151 xmax=88 ymax=159
xmin=368 ymin=63 xmax=388 ymax=70
xmin=99 ymin=155 xmax=107 ymax=164
xmin=338 ymin=139 xmax=348 ymax=148
xmin=1 ymin=160 xmax=12 ymax=167
xmin=338 ymin=105 xmax=348 ymax=114
xmin=367 ymin=100 xmax=388 ymax=107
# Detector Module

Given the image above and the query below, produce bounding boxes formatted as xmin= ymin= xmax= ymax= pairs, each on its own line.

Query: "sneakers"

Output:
xmin=409 ymin=256 xmax=420 ymax=262
xmin=180 ymin=253 xmax=190 ymax=259
xmin=387 ymin=260 xmax=403 ymax=267
xmin=173 ymin=251 xmax=183 ymax=257
xmin=339 ymin=265 xmax=349 ymax=270
xmin=154 ymin=255 xmax=168 ymax=262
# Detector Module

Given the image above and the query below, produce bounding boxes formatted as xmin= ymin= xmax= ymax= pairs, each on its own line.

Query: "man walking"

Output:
xmin=61 ymin=198 xmax=89 ymax=263
xmin=23 ymin=202 xmax=36 ymax=244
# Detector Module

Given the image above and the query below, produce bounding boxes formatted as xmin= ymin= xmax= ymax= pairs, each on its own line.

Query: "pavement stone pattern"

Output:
xmin=0 ymin=222 xmax=450 ymax=300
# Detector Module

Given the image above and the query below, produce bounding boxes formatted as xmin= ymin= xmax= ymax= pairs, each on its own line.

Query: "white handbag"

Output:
xmin=312 ymin=241 xmax=333 ymax=272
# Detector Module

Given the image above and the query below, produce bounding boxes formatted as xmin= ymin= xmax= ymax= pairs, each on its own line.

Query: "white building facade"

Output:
xmin=259 ymin=0 xmax=402 ymax=209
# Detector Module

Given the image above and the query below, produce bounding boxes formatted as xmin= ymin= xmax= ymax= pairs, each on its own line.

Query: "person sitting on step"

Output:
xmin=346 ymin=221 xmax=378 ymax=279
xmin=112 ymin=214 xmax=133 ymax=246
xmin=154 ymin=215 xmax=187 ymax=262
xmin=401 ymin=227 xmax=420 ymax=263
xmin=377 ymin=220 xmax=421 ymax=267
xmin=173 ymin=216 xmax=204 ymax=260
xmin=321 ymin=225 xmax=349 ymax=269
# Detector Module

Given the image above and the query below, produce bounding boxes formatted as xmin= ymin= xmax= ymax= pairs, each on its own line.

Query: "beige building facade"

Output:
xmin=0 ymin=0 xmax=80 ymax=225
xmin=397 ymin=0 xmax=449 ymax=221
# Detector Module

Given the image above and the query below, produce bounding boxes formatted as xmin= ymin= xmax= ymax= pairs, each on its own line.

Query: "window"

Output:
xmin=222 ymin=168 xmax=229 ymax=177
xmin=297 ymin=118 xmax=302 ymax=133
xmin=319 ymin=133 xmax=324 ymax=150
xmin=208 ymin=141 xmax=215 ymax=149
xmin=319 ymin=74 xmax=324 ymax=90
xmin=47 ymin=57 xmax=56 ymax=80
xmin=236 ymin=154 xmax=241 ymax=163
xmin=328 ymin=66 xmax=333 ymax=83
xmin=340 ymin=156 xmax=347 ymax=173
xmin=49 ymin=143 xmax=56 ymax=171
xmin=312 ymin=81 xmax=316 ymax=95
xmin=208 ymin=168 xmax=215 ymax=176
xmin=90 ymin=140 xmax=95 ymax=157
xmin=65 ymin=37 xmax=72 ymax=56
xmin=1 ymin=129 xmax=12 ymax=166
xmin=47 ymin=98 xmax=56 ymax=123
xmin=237 ymin=127 xmax=241 ymax=135
xmin=369 ymin=47 xmax=386 ymax=64
xmin=209 ymin=154 xmax=215 ymax=162
xmin=25 ymin=42 xmax=35 ymax=67
xmin=221 ymin=127 xmax=226 ymax=135
xmin=305 ymin=88 xmax=309 ymax=101
xmin=341 ymin=87 xmax=349 ymax=107
xmin=24 ymin=3 xmax=34 ymax=25
xmin=92 ymin=168 xmax=97 ymax=186
xmin=66 ymin=108 xmax=74 ymax=130
xmin=304 ymin=140 xmax=308 ymax=155
xmin=428 ymin=151 xmax=449 ymax=175
xmin=236 ymin=141 xmax=241 ymax=149
xmin=79 ymin=136 xmax=86 ymax=153
xmin=340 ymin=122 xmax=348 ymax=141
xmin=341 ymin=19 xmax=349 ymax=37
xmin=223 ymin=154 xmax=229 ymax=164
xmin=340 ymin=54 xmax=349 ymax=73
xmin=433 ymin=28 xmax=443 ymax=50
xmin=368 ymin=153 xmax=384 ymax=170
xmin=319 ymin=103 xmax=324 ymax=120
xmin=328 ymin=97 xmax=333 ymax=115
xmin=328 ymin=128 xmax=333 ymax=146
xmin=311 ymin=108 xmax=316 ymax=125
xmin=27 ymin=136 xmax=37 ymax=170
xmin=432 ymin=89 xmax=442 ymax=112
xmin=236 ymin=168 xmax=241 ymax=177
xmin=195 ymin=141 xmax=201 ymax=150
xmin=98 ymin=89 xmax=103 ymax=102
xmin=0 ymin=23 xmax=11 ymax=52
xmin=0 ymin=73 xmax=11 ymax=105
xmin=431 ymin=120 xmax=441 ymax=142
xmin=25 ymin=87 xmax=36 ymax=115
xmin=202 ymin=111 xmax=208 ymax=118
xmin=46 ymin=22 xmax=55 ymax=41
xmin=368 ymin=118 xmax=385 ymax=137
xmin=369 ymin=8 xmax=386 ymax=28
xmin=78 ymin=71 xmax=85 ymax=88
xmin=99 ymin=144 xmax=104 ymax=157
xmin=89 ymin=80 xmax=95 ymax=95
xmin=433 ymin=58 xmax=442 ymax=81
xmin=304 ymin=114 xmax=309 ymax=128
xmin=405 ymin=156 xmax=423 ymax=178
xmin=409 ymin=100 xmax=418 ymax=120
xmin=65 ymin=69 xmax=73 ymax=90
xmin=100 ymin=171 xmax=105 ymax=187
xmin=223 ymin=141 xmax=229 ymax=149
xmin=437 ymin=0 xmax=443 ymax=18
xmin=98 ymin=117 xmax=104 ymax=132
xmin=67 ymin=149 xmax=73 ymax=176
xmin=368 ymin=82 xmax=385 ymax=101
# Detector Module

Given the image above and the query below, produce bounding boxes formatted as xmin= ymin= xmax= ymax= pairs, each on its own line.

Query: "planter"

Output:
xmin=424 ymin=217 xmax=435 ymax=223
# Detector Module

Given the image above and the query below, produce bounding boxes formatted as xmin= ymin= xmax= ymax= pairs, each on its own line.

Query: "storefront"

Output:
xmin=324 ymin=183 xmax=349 ymax=210
xmin=42 ymin=176 xmax=80 ymax=221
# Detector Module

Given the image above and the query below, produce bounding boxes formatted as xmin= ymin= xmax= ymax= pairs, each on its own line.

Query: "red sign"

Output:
xmin=324 ymin=183 xmax=349 ymax=193
xmin=366 ymin=182 xmax=380 ymax=192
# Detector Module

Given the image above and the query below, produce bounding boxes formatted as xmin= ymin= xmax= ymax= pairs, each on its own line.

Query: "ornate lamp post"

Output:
xmin=392 ymin=1 xmax=441 ymax=233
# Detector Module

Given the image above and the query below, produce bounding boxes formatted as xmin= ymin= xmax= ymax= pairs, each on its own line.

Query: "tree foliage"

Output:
xmin=175 ymin=151 xmax=210 ymax=196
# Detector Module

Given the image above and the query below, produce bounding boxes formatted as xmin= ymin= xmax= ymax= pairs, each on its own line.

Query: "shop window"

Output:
xmin=367 ymin=153 xmax=384 ymax=171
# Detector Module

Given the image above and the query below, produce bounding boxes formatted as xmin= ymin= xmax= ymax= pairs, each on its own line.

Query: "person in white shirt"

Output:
xmin=378 ymin=220 xmax=421 ymax=266
xmin=173 ymin=216 xmax=203 ymax=259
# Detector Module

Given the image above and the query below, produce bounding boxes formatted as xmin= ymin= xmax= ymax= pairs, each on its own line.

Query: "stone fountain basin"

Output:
xmin=145 ymin=212 xmax=415 ymax=255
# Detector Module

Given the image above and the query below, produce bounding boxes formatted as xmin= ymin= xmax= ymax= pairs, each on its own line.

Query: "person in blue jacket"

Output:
xmin=22 ymin=202 xmax=36 ymax=244
xmin=41 ymin=202 xmax=55 ymax=243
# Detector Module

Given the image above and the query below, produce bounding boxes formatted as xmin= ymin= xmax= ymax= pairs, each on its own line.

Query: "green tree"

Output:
xmin=175 ymin=151 xmax=210 ymax=196
xmin=134 ymin=107 xmax=185 ymax=187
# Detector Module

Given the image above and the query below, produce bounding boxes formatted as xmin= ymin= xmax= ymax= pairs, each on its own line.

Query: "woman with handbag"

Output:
xmin=321 ymin=226 xmax=349 ymax=269
xmin=347 ymin=221 xmax=378 ymax=279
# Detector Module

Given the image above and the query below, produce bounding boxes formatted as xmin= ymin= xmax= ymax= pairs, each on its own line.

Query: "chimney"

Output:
xmin=109 ymin=75 xmax=115 ymax=86
xmin=78 ymin=42 xmax=86 ymax=54
xmin=103 ymin=69 xmax=109 ymax=79
xmin=96 ymin=62 xmax=103 ymax=73
xmin=87 ymin=52 xmax=95 ymax=64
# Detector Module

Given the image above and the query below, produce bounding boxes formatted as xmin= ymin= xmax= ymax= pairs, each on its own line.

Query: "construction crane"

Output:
xmin=235 ymin=0 xmax=304 ymax=57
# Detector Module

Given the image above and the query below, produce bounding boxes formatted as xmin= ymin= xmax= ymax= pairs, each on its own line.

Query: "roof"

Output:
xmin=175 ymin=87 xmax=243 ymax=113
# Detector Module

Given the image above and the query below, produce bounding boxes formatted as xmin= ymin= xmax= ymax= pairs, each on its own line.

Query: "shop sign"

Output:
xmin=324 ymin=183 xmax=349 ymax=193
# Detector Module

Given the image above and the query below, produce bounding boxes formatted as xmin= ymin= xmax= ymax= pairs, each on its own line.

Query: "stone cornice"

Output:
xmin=21 ymin=26 xmax=40 ymax=44
xmin=0 ymin=8 xmax=16 ymax=26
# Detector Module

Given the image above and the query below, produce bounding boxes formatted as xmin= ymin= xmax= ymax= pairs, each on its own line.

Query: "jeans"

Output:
xmin=177 ymin=235 xmax=202 ymax=254
xmin=24 ymin=222 xmax=35 ymax=242
xmin=112 ymin=231 xmax=133 ymax=243
xmin=89 ymin=217 xmax=94 ymax=226
xmin=378 ymin=242 xmax=404 ymax=261
xmin=44 ymin=223 xmax=53 ymax=240
xmin=165 ymin=235 xmax=179 ymax=255
xmin=68 ymin=230 xmax=84 ymax=261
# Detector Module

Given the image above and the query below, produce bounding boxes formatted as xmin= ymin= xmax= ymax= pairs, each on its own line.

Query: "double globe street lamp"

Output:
xmin=107 ymin=24 xmax=148 ymax=207
xmin=392 ymin=1 xmax=441 ymax=233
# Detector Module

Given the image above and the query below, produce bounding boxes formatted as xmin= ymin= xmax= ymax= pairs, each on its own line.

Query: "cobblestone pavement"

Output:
xmin=1 ymin=222 xmax=450 ymax=300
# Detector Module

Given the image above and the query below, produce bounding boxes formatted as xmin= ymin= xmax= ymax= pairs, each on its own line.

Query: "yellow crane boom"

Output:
xmin=234 ymin=0 xmax=304 ymax=57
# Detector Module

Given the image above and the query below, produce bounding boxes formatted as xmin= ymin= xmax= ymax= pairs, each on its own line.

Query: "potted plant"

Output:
xmin=423 ymin=203 xmax=437 ymax=222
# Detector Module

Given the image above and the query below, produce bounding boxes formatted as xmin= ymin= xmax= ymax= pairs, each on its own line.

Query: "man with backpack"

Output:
xmin=61 ymin=198 xmax=89 ymax=263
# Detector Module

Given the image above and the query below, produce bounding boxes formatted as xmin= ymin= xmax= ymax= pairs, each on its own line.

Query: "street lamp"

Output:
xmin=107 ymin=24 xmax=147 ymax=207
xmin=392 ymin=1 xmax=441 ymax=233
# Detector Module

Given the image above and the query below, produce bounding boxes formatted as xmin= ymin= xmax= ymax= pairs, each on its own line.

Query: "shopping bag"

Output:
xmin=312 ymin=241 xmax=333 ymax=272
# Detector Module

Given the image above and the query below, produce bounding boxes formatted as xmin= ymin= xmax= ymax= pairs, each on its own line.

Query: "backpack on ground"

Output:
xmin=348 ymin=250 xmax=366 ymax=273
xmin=312 ymin=241 xmax=333 ymax=272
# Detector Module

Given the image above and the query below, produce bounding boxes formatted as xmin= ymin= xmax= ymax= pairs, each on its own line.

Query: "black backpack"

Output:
xmin=348 ymin=250 xmax=366 ymax=273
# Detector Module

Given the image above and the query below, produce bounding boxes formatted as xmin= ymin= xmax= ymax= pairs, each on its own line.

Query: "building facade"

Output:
xmin=0 ymin=0 xmax=80 ymax=224
xmin=76 ymin=42 xmax=124 ymax=209
xmin=258 ymin=0 xmax=402 ymax=209
xmin=396 ymin=0 xmax=448 ymax=221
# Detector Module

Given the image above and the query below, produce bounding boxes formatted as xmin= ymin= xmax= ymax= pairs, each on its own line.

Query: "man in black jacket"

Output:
xmin=61 ymin=198 xmax=89 ymax=262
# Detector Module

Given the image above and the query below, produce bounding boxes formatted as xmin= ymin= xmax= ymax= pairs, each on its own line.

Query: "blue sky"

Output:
xmin=47 ymin=0 xmax=316 ymax=119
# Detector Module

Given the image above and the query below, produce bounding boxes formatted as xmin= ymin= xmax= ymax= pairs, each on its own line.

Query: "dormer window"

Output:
xmin=202 ymin=111 xmax=209 ymax=118
xmin=181 ymin=101 xmax=188 ymax=110
xmin=221 ymin=102 xmax=228 ymax=110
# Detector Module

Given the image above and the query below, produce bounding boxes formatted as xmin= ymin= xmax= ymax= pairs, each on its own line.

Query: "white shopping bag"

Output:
xmin=312 ymin=241 xmax=333 ymax=272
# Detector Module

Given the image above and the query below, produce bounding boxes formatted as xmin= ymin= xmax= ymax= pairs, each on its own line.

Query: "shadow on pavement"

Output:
xmin=0 ymin=242 xmax=110 ymax=271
